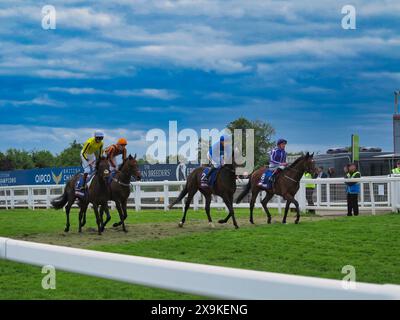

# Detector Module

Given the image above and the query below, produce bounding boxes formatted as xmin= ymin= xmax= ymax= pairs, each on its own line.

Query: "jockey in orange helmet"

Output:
xmin=105 ymin=138 xmax=128 ymax=172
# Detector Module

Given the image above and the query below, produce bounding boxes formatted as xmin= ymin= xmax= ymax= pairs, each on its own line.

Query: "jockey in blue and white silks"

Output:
xmin=203 ymin=135 xmax=232 ymax=186
xmin=269 ymin=139 xmax=288 ymax=170
xmin=259 ymin=138 xmax=288 ymax=188
xmin=207 ymin=135 xmax=232 ymax=168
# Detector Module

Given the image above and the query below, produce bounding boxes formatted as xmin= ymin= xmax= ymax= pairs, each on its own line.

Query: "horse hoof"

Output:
xmin=218 ymin=219 xmax=226 ymax=224
xmin=249 ymin=220 xmax=254 ymax=224
xmin=209 ymin=222 xmax=215 ymax=228
xmin=295 ymin=220 xmax=299 ymax=224
xmin=282 ymin=221 xmax=287 ymax=225
xmin=234 ymin=225 xmax=239 ymax=229
xmin=267 ymin=219 xmax=272 ymax=224
xmin=178 ymin=222 xmax=184 ymax=228
xmin=64 ymin=228 xmax=69 ymax=233
xmin=112 ymin=223 xmax=119 ymax=228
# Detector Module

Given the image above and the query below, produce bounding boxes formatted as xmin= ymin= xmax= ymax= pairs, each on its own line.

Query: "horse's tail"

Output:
xmin=51 ymin=189 xmax=69 ymax=210
xmin=168 ymin=185 xmax=188 ymax=209
xmin=236 ymin=173 xmax=253 ymax=204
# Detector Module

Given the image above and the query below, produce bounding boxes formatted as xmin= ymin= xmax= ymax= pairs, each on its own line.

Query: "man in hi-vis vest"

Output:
xmin=345 ymin=163 xmax=361 ymax=216
xmin=303 ymin=171 xmax=316 ymax=214
xmin=392 ymin=160 xmax=400 ymax=175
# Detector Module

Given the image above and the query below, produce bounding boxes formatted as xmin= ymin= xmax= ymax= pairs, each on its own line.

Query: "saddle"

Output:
xmin=74 ymin=173 xmax=95 ymax=198
xmin=200 ymin=167 xmax=219 ymax=189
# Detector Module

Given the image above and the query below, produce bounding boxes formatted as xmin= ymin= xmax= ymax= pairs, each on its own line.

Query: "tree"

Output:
xmin=5 ymin=149 xmax=35 ymax=169
xmin=0 ymin=152 xmax=13 ymax=170
xmin=56 ymin=140 xmax=83 ymax=167
xmin=31 ymin=150 xmax=55 ymax=168
xmin=227 ymin=117 xmax=275 ymax=169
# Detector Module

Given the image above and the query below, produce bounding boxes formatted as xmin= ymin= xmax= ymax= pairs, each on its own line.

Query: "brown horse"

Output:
xmin=99 ymin=154 xmax=141 ymax=232
xmin=168 ymin=164 xmax=239 ymax=228
xmin=236 ymin=152 xmax=315 ymax=224
xmin=51 ymin=157 xmax=110 ymax=234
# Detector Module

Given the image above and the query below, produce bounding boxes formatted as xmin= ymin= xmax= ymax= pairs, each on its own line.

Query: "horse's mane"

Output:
xmin=286 ymin=154 xmax=306 ymax=169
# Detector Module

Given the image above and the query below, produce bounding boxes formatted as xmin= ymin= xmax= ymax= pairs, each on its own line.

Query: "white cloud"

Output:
xmin=0 ymin=95 xmax=64 ymax=107
xmin=0 ymin=124 xmax=149 ymax=155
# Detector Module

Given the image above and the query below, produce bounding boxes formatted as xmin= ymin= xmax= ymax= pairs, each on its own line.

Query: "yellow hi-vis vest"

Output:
xmin=392 ymin=168 xmax=400 ymax=174
xmin=303 ymin=172 xmax=315 ymax=189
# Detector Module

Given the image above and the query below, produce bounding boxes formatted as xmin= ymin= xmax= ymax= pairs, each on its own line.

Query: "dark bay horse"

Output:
xmin=236 ymin=152 xmax=315 ymax=224
xmin=99 ymin=154 xmax=141 ymax=232
xmin=168 ymin=164 xmax=239 ymax=229
xmin=51 ymin=157 xmax=110 ymax=234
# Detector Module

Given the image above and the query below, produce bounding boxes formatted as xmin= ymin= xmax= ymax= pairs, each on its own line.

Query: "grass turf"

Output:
xmin=0 ymin=208 xmax=399 ymax=299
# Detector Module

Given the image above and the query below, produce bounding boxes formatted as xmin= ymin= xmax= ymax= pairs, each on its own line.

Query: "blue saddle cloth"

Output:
xmin=259 ymin=169 xmax=274 ymax=189
xmin=201 ymin=167 xmax=219 ymax=188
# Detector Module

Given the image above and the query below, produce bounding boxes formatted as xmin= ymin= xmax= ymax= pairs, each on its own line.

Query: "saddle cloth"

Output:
xmin=258 ymin=169 xmax=274 ymax=189
xmin=74 ymin=173 xmax=95 ymax=198
xmin=200 ymin=167 xmax=219 ymax=188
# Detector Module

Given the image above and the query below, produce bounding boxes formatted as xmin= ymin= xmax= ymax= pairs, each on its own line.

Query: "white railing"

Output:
xmin=0 ymin=176 xmax=399 ymax=214
xmin=1 ymin=237 xmax=399 ymax=299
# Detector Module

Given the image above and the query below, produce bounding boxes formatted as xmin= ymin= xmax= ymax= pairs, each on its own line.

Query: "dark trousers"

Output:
xmin=306 ymin=188 xmax=315 ymax=213
xmin=347 ymin=193 xmax=359 ymax=216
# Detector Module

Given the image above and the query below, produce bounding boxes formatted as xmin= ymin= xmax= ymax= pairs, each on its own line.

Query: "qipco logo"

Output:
xmin=35 ymin=174 xmax=51 ymax=184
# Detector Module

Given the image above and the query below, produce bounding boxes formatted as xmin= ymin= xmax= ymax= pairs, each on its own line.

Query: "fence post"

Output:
xmin=135 ymin=184 xmax=141 ymax=211
xmin=298 ymin=180 xmax=306 ymax=212
xmin=11 ymin=188 xmax=15 ymax=209
xmin=326 ymin=182 xmax=331 ymax=208
xmin=360 ymin=182 xmax=365 ymax=208
xmin=369 ymin=182 xmax=376 ymax=215
xmin=27 ymin=187 xmax=33 ymax=210
xmin=163 ymin=181 xmax=169 ymax=211
xmin=46 ymin=187 xmax=50 ymax=209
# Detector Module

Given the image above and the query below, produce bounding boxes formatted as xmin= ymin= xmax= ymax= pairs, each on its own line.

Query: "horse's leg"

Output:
xmin=179 ymin=191 xmax=195 ymax=227
xmin=100 ymin=205 xmax=111 ymax=232
xmin=261 ymin=192 xmax=274 ymax=224
xmin=113 ymin=201 xmax=125 ymax=228
xmin=93 ymin=204 xmax=103 ymax=235
xmin=78 ymin=202 xmax=88 ymax=232
xmin=282 ymin=199 xmax=291 ymax=224
xmin=81 ymin=206 xmax=87 ymax=227
xmin=64 ymin=197 xmax=75 ymax=232
xmin=285 ymin=194 xmax=301 ymax=224
xmin=120 ymin=200 xmax=128 ymax=232
xmin=199 ymin=190 xmax=213 ymax=227
xmin=219 ymin=194 xmax=238 ymax=229
xmin=249 ymin=190 xmax=260 ymax=224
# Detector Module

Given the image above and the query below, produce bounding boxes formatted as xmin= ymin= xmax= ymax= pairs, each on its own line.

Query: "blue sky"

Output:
xmin=0 ymin=0 xmax=399 ymax=157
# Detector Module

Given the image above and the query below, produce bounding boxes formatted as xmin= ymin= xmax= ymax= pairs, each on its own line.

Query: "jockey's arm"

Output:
xmin=81 ymin=140 xmax=91 ymax=161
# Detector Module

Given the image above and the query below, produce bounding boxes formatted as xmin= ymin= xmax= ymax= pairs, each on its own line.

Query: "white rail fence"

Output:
xmin=0 ymin=176 xmax=399 ymax=214
xmin=1 ymin=237 xmax=399 ymax=299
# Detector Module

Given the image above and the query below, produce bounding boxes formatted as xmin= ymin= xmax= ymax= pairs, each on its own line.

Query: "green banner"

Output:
xmin=352 ymin=134 xmax=359 ymax=162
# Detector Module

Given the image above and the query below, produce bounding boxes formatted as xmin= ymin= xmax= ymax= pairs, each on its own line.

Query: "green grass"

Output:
xmin=0 ymin=208 xmax=399 ymax=299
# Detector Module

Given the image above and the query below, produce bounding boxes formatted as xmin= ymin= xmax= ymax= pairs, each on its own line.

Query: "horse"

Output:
xmin=236 ymin=152 xmax=315 ymax=225
xmin=98 ymin=154 xmax=141 ymax=232
xmin=51 ymin=157 xmax=110 ymax=235
xmin=168 ymin=163 xmax=239 ymax=229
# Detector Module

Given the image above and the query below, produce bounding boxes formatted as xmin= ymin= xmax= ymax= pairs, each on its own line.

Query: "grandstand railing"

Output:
xmin=0 ymin=176 xmax=399 ymax=214
xmin=1 ymin=237 xmax=399 ymax=299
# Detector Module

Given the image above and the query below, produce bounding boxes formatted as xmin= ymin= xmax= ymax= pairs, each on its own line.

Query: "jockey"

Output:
xmin=258 ymin=138 xmax=288 ymax=188
xmin=269 ymin=138 xmax=288 ymax=170
xmin=80 ymin=130 xmax=104 ymax=190
xmin=105 ymin=138 xmax=128 ymax=173
xmin=204 ymin=135 xmax=232 ymax=183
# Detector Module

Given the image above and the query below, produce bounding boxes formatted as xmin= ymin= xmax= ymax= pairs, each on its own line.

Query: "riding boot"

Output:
xmin=81 ymin=173 xmax=88 ymax=190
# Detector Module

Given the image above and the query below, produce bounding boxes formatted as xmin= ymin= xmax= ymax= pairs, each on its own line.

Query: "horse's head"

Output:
xmin=123 ymin=154 xmax=141 ymax=181
xmin=302 ymin=152 xmax=315 ymax=173
xmin=96 ymin=156 xmax=110 ymax=181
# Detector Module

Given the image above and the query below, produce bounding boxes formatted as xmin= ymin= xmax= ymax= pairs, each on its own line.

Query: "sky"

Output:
xmin=0 ymin=0 xmax=399 ymax=157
